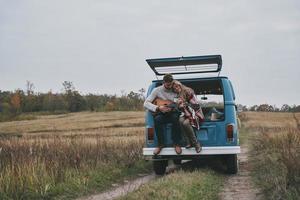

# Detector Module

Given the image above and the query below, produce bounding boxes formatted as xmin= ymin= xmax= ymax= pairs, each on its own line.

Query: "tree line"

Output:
xmin=237 ymin=104 xmax=300 ymax=112
xmin=1 ymin=81 xmax=299 ymax=121
xmin=0 ymin=81 xmax=145 ymax=121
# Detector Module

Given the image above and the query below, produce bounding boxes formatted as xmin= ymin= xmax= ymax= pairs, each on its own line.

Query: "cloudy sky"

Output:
xmin=1 ymin=0 xmax=299 ymax=106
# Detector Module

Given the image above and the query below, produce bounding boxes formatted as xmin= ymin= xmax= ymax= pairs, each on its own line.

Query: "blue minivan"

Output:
xmin=143 ymin=55 xmax=240 ymax=175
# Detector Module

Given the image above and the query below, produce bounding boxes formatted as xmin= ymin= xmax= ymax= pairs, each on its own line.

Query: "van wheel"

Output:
xmin=153 ymin=160 xmax=168 ymax=175
xmin=173 ymin=159 xmax=181 ymax=165
xmin=226 ymin=154 xmax=238 ymax=174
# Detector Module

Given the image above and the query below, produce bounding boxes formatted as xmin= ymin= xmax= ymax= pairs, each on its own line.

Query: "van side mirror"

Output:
xmin=201 ymin=96 xmax=208 ymax=100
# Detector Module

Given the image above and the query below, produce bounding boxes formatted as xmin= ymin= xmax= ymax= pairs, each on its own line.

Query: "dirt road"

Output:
xmin=77 ymin=174 xmax=156 ymax=200
xmin=219 ymin=145 xmax=262 ymax=200
xmin=79 ymin=146 xmax=262 ymax=200
xmin=77 ymin=164 xmax=179 ymax=200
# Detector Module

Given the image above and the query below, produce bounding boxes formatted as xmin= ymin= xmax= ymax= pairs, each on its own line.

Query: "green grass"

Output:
xmin=119 ymin=169 xmax=224 ymax=200
xmin=0 ymin=161 xmax=151 ymax=200
xmin=52 ymin=161 xmax=152 ymax=200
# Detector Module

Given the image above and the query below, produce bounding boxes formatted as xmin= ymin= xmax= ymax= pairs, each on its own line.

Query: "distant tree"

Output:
xmin=43 ymin=92 xmax=67 ymax=111
xmin=292 ymin=105 xmax=300 ymax=112
xmin=256 ymin=104 xmax=274 ymax=112
xmin=127 ymin=91 xmax=143 ymax=110
xmin=26 ymin=80 xmax=35 ymax=95
xmin=62 ymin=81 xmax=86 ymax=112
xmin=249 ymin=105 xmax=258 ymax=111
xmin=62 ymin=81 xmax=75 ymax=94
xmin=0 ymin=91 xmax=11 ymax=103
xmin=289 ymin=104 xmax=300 ymax=113
xmin=105 ymin=101 xmax=115 ymax=111
xmin=138 ymin=88 xmax=146 ymax=100
xmin=96 ymin=94 xmax=108 ymax=111
xmin=236 ymin=104 xmax=248 ymax=112
xmin=272 ymin=105 xmax=279 ymax=112
xmin=242 ymin=105 xmax=248 ymax=111
xmin=120 ymin=90 xmax=126 ymax=97
xmin=10 ymin=92 xmax=22 ymax=115
xmin=281 ymin=104 xmax=291 ymax=112
xmin=1 ymin=102 xmax=11 ymax=115
xmin=117 ymin=95 xmax=128 ymax=111
xmin=268 ymin=105 xmax=274 ymax=112
xmin=23 ymin=81 xmax=36 ymax=112
xmin=23 ymin=95 xmax=35 ymax=112
xmin=0 ymin=91 xmax=10 ymax=112
xmin=86 ymin=94 xmax=99 ymax=111
xmin=69 ymin=91 xmax=86 ymax=112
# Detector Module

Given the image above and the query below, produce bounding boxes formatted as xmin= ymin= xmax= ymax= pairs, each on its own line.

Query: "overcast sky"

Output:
xmin=1 ymin=0 xmax=299 ymax=106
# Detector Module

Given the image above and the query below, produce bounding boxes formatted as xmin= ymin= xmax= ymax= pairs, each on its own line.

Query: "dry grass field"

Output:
xmin=239 ymin=111 xmax=298 ymax=130
xmin=0 ymin=111 xmax=299 ymax=200
xmin=0 ymin=111 xmax=148 ymax=200
xmin=240 ymin=112 xmax=300 ymax=200
xmin=0 ymin=111 xmax=144 ymax=136
xmin=121 ymin=111 xmax=300 ymax=200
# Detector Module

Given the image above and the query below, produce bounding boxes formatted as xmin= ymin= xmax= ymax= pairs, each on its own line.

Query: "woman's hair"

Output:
xmin=173 ymin=80 xmax=194 ymax=100
xmin=172 ymin=80 xmax=182 ymax=88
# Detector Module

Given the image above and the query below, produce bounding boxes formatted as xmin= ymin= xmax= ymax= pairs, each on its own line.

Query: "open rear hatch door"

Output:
xmin=146 ymin=55 xmax=222 ymax=75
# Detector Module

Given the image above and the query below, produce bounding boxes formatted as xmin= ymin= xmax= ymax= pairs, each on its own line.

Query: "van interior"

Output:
xmin=156 ymin=79 xmax=224 ymax=121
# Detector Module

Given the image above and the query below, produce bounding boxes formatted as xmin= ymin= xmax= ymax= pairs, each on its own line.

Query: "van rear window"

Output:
xmin=154 ymin=79 xmax=224 ymax=121
xmin=184 ymin=80 xmax=224 ymax=121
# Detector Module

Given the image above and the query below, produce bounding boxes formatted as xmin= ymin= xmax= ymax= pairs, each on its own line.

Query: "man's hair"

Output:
xmin=163 ymin=74 xmax=173 ymax=83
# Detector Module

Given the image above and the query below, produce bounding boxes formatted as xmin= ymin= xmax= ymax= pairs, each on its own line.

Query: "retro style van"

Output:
xmin=143 ymin=55 xmax=240 ymax=175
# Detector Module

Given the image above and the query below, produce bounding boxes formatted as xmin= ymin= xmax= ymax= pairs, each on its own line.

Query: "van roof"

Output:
xmin=146 ymin=55 xmax=222 ymax=75
xmin=152 ymin=76 xmax=228 ymax=83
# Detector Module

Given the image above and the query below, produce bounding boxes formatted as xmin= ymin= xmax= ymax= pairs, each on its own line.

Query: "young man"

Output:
xmin=144 ymin=74 xmax=182 ymax=155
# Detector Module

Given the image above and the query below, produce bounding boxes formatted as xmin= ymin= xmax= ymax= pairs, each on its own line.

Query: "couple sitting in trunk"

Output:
xmin=144 ymin=74 xmax=204 ymax=155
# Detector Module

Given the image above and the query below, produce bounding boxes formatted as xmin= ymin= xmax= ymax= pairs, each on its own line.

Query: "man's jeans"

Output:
xmin=154 ymin=112 xmax=182 ymax=146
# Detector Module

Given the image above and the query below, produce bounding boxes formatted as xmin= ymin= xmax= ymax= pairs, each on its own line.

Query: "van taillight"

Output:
xmin=226 ymin=124 xmax=234 ymax=142
xmin=147 ymin=128 xmax=154 ymax=142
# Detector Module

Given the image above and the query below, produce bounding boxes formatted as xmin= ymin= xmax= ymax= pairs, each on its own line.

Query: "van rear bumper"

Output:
xmin=143 ymin=146 xmax=240 ymax=160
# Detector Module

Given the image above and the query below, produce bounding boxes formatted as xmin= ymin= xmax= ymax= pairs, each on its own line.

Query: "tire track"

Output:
xmin=78 ymin=174 xmax=156 ymax=200
xmin=219 ymin=145 xmax=263 ymax=200
xmin=77 ymin=163 xmax=180 ymax=200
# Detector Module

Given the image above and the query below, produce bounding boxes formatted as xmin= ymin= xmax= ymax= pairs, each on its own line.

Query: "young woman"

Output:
xmin=172 ymin=80 xmax=204 ymax=153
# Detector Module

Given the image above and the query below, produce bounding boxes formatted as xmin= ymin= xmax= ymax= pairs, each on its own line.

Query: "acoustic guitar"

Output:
xmin=152 ymin=98 xmax=178 ymax=114
xmin=153 ymin=98 xmax=173 ymax=107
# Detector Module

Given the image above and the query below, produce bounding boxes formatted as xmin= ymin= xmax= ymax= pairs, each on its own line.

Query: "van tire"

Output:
xmin=226 ymin=154 xmax=238 ymax=174
xmin=153 ymin=160 xmax=168 ymax=175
